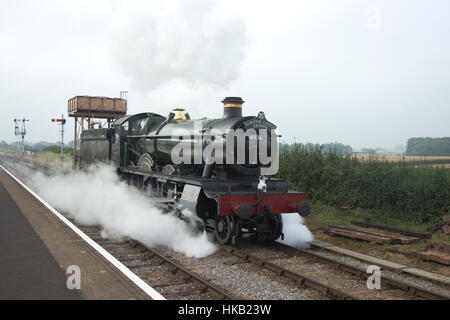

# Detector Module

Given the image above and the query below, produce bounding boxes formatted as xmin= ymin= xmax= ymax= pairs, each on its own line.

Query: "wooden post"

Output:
xmin=73 ymin=116 xmax=77 ymax=170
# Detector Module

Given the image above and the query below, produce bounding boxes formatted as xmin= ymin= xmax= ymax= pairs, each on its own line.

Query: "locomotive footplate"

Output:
xmin=217 ymin=192 xmax=308 ymax=217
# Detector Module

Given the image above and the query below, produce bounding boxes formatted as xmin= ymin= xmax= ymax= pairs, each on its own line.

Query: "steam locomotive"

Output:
xmin=79 ymin=97 xmax=310 ymax=244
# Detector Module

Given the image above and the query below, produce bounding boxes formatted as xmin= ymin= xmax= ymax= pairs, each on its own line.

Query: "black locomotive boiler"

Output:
xmin=79 ymin=97 xmax=311 ymax=244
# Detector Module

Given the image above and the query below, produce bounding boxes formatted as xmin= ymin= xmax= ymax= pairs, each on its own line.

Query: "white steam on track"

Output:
xmin=278 ymin=214 xmax=314 ymax=248
xmin=27 ymin=163 xmax=313 ymax=256
xmin=29 ymin=165 xmax=218 ymax=258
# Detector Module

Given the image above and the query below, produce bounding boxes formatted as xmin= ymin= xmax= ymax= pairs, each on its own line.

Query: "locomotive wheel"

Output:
xmin=142 ymin=177 xmax=157 ymax=197
xmin=269 ymin=214 xmax=283 ymax=241
xmin=138 ymin=153 xmax=154 ymax=172
xmin=215 ymin=216 xmax=235 ymax=244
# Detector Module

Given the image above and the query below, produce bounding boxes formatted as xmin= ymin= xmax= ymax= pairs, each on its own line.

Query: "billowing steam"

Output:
xmin=109 ymin=0 xmax=247 ymax=92
xmin=26 ymin=163 xmax=312 ymax=257
xmin=279 ymin=214 xmax=314 ymax=247
xmin=29 ymin=164 xmax=218 ymax=258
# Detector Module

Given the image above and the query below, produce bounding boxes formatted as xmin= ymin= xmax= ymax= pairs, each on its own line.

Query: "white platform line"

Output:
xmin=0 ymin=165 xmax=166 ymax=300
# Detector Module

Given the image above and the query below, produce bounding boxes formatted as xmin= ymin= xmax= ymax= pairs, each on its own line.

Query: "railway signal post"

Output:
xmin=13 ymin=118 xmax=29 ymax=155
xmin=51 ymin=115 xmax=66 ymax=165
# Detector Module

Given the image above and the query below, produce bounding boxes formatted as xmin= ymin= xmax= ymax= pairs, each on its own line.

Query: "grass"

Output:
xmin=305 ymin=201 xmax=448 ymax=240
xmin=26 ymin=151 xmax=73 ymax=167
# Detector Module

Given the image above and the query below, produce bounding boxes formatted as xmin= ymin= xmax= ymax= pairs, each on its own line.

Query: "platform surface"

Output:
xmin=0 ymin=180 xmax=81 ymax=299
xmin=0 ymin=167 xmax=153 ymax=300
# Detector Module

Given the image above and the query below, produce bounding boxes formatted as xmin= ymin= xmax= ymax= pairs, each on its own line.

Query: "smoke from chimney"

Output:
xmin=110 ymin=0 xmax=248 ymax=93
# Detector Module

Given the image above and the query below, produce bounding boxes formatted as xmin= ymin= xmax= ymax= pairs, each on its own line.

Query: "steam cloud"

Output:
xmin=278 ymin=214 xmax=314 ymax=248
xmin=30 ymin=165 xmax=218 ymax=258
xmin=110 ymin=0 xmax=247 ymax=92
xmin=26 ymin=163 xmax=312 ymax=257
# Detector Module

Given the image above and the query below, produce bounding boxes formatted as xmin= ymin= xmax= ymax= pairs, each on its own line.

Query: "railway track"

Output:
xmin=77 ymin=224 xmax=237 ymax=300
xmin=221 ymin=242 xmax=450 ymax=300
xmin=0 ymin=154 xmax=237 ymax=300
xmin=2 ymin=154 xmax=449 ymax=300
xmin=0 ymin=153 xmax=56 ymax=174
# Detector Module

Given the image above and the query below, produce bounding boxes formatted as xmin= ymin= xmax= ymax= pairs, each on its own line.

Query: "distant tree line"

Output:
xmin=360 ymin=148 xmax=377 ymax=155
xmin=0 ymin=140 xmax=73 ymax=154
xmin=406 ymin=137 xmax=450 ymax=156
xmin=283 ymin=142 xmax=353 ymax=155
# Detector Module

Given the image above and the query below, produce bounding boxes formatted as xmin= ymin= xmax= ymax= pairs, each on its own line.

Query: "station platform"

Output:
xmin=0 ymin=166 xmax=160 ymax=300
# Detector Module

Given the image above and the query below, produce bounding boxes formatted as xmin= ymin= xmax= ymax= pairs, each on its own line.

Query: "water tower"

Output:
xmin=68 ymin=93 xmax=127 ymax=169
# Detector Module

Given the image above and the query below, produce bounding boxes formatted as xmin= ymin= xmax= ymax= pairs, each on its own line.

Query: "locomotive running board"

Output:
xmin=122 ymin=167 xmax=290 ymax=193
xmin=122 ymin=167 xmax=204 ymax=186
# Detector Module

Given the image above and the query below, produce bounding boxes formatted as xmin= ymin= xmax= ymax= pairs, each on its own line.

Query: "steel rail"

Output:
xmin=221 ymin=244 xmax=358 ymax=300
xmin=0 ymin=153 xmax=55 ymax=173
xmin=135 ymin=241 xmax=238 ymax=300
xmin=274 ymin=242 xmax=450 ymax=300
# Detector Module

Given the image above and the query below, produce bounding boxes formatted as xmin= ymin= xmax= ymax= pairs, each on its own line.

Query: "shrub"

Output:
xmin=278 ymin=144 xmax=450 ymax=223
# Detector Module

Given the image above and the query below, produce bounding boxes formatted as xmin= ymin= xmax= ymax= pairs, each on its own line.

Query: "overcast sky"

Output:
xmin=1 ymin=0 xmax=449 ymax=149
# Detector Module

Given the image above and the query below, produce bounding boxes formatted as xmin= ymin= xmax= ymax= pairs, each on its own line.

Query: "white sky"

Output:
xmin=0 ymin=0 xmax=449 ymax=149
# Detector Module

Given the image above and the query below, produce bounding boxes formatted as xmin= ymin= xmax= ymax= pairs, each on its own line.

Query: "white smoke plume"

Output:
xmin=109 ymin=0 xmax=248 ymax=92
xmin=29 ymin=164 xmax=218 ymax=258
xmin=278 ymin=213 xmax=314 ymax=248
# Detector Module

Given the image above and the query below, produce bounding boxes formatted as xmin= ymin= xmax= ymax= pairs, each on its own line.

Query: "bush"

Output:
xmin=43 ymin=145 xmax=73 ymax=155
xmin=278 ymin=144 xmax=450 ymax=224
xmin=406 ymin=137 xmax=450 ymax=156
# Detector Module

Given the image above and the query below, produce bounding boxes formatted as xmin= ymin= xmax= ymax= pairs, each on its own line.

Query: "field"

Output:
xmin=356 ymin=154 xmax=450 ymax=168
xmin=357 ymin=154 xmax=450 ymax=162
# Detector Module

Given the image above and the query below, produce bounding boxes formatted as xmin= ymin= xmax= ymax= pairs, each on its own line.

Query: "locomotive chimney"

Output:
xmin=222 ymin=97 xmax=244 ymax=118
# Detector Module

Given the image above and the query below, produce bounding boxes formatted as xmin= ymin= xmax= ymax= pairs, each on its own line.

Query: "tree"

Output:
xmin=361 ymin=148 xmax=376 ymax=155
xmin=406 ymin=137 xmax=450 ymax=156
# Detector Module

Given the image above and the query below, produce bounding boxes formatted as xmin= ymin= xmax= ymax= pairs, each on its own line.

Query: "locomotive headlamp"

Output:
xmin=222 ymin=97 xmax=244 ymax=118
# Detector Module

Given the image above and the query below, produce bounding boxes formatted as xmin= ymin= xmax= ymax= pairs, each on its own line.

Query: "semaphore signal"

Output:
xmin=52 ymin=118 xmax=66 ymax=124
xmin=51 ymin=115 xmax=66 ymax=165
xmin=14 ymin=118 xmax=30 ymax=155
